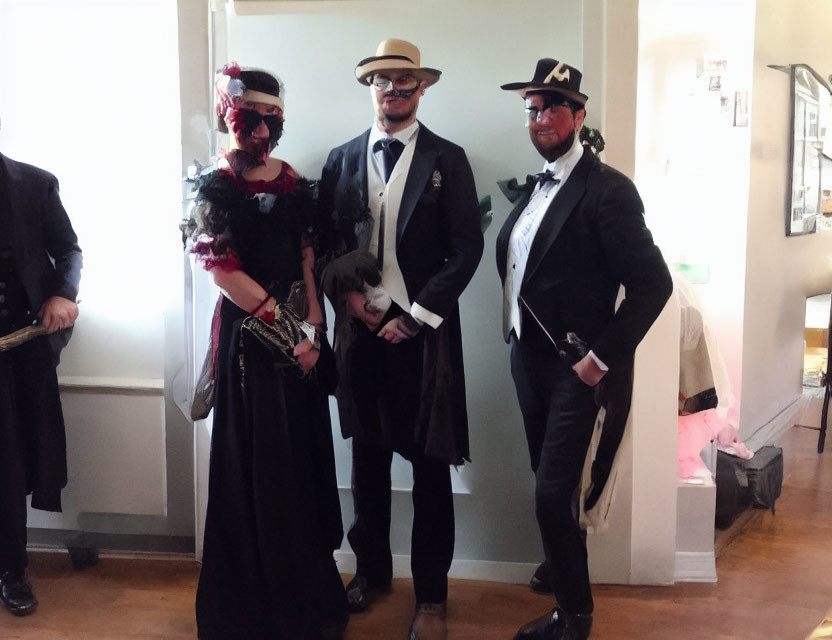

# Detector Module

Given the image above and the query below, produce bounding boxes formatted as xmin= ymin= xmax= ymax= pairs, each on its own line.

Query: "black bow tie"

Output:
xmin=534 ymin=170 xmax=559 ymax=186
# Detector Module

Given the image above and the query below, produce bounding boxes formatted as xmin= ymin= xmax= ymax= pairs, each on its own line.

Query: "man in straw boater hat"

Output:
xmin=320 ymin=38 xmax=483 ymax=639
xmin=496 ymin=59 xmax=671 ymax=639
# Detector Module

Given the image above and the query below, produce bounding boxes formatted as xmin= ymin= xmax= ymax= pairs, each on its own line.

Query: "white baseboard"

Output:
xmin=336 ymin=549 xmax=717 ymax=585
xmin=674 ymin=551 xmax=717 ymax=582
xmin=334 ymin=551 xmax=537 ymax=585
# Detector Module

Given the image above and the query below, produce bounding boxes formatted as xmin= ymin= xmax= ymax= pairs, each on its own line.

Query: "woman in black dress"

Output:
xmin=191 ymin=63 xmax=347 ymax=640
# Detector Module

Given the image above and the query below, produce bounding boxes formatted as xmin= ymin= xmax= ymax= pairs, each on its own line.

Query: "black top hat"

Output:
xmin=501 ymin=58 xmax=588 ymax=106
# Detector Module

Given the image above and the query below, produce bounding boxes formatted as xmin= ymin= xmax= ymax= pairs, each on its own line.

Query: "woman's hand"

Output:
xmin=300 ymin=244 xmax=325 ymax=326
xmin=293 ymin=338 xmax=319 ymax=374
xmin=301 ymin=244 xmax=316 ymax=272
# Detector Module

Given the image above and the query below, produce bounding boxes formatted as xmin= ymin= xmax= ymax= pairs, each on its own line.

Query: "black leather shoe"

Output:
xmin=529 ymin=561 xmax=553 ymax=594
xmin=344 ymin=575 xmax=391 ymax=613
xmin=513 ymin=607 xmax=592 ymax=640
xmin=0 ymin=572 xmax=38 ymax=616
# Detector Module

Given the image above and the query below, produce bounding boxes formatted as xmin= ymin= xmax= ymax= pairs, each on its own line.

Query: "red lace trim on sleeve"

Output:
xmin=191 ymin=234 xmax=243 ymax=272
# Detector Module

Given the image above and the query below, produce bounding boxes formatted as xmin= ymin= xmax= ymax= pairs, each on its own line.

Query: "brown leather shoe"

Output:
xmin=408 ymin=601 xmax=447 ymax=640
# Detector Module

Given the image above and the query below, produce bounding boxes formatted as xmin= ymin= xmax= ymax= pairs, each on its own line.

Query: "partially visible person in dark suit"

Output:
xmin=496 ymin=59 xmax=672 ymax=640
xmin=320 ymin=38 xmax=483 ymax=640
xmin=0 ymin=148 xmax=82 ymax=617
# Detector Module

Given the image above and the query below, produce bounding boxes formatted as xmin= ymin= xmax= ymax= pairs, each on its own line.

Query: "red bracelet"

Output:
xmin=253 ymin=294 xmax=275 ymax=324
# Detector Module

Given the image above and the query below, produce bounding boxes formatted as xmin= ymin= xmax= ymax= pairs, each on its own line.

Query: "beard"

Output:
xmin=380 ymin=89 xmax=419 ymax=123
xmin=532 ymin=127 xmax=576 ymax=163
xmin=383 ymin=109 xmax=413 ymax=123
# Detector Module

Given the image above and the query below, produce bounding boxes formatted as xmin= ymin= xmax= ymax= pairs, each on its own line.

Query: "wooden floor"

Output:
xmin=1 ymin=425 xmax=830 ymax=639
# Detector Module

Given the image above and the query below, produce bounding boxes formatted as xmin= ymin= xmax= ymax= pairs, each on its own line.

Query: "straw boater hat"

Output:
xmin=501 ymin=58 xmax=588 ymax=106
xmin=355 ymin=39 xmax=441 ymax=87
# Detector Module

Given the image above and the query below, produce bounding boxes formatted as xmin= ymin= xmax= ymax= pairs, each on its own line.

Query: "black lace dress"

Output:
xmin=192 ymin=163 xmax=347 ymax=640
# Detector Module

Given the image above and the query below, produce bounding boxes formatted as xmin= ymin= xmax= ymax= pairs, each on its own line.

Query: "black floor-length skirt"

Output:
xmin=196 ymin=300 xmax=347 ymax=640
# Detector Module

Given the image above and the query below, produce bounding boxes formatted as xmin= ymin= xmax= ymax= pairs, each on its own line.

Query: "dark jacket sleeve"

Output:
xmin=589 ymin=172 xmax=672 ymax=370
xmin=411 ymin=143 xmax=484 ymax=320
xmin=41 ymin=174 xmax=83 ymax=302
xmin=316 ymin=148 xmax=341 ymax=270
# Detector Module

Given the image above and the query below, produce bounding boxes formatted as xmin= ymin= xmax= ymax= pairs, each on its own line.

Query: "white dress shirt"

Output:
xmin=366 ymin=121 xmax=443 ymax=329
xmin=504 ymin=135 xmax=608 ymax=369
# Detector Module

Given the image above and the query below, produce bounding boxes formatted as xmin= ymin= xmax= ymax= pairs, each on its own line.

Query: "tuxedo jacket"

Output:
xmin=496 ymin=146 xmax=672 ymax=374
xmin=0 ymin=153 xmax=82 ymax=359
xmin=319 ymin=123 xmax=483 ymax=463
xmin=320 ymin=122 xmax=483 ymax=318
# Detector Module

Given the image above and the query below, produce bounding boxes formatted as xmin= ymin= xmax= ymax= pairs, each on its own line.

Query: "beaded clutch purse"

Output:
xmin=241 ymin=281 xmax=316 ymax=376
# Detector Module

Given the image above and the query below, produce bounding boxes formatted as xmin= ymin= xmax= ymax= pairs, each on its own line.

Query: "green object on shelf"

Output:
xmin=671 ymin=262 xmax=710 ymax=284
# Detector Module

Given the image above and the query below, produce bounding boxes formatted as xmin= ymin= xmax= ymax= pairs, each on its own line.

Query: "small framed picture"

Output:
xmin=734 ymin=90 xmax=749 ymax=127
xmin=709 ymin=75 xmax=721 ymax=91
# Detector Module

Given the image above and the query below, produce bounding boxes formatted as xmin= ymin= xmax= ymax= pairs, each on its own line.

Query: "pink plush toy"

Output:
xmin=675 ymin=273 xmax=753 ymax=482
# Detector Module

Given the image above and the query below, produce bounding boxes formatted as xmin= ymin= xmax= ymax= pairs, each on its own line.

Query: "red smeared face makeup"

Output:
xmin=225 ymin=102 xmax=284 ymax=160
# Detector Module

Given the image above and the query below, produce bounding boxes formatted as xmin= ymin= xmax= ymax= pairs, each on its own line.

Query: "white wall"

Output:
xmin=0 ymin=0 xmax=194 ymax=539
xmin=742 ymin=0 xmax=832 ymax=442
xmin=636 ymin=0 xmax=755 ymax=431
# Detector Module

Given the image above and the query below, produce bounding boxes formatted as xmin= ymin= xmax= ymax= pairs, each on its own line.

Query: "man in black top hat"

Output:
xmin=496 ymin=59 xmax=671 ymax=640
xmin=0 ymin=149 xmax=82 ymax=617
xmin=320 ymin=38 xmax=483 ymax=640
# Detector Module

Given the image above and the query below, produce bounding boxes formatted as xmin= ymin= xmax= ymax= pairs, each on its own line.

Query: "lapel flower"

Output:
xmin=432 ymin=169 xmax=442 ymax=190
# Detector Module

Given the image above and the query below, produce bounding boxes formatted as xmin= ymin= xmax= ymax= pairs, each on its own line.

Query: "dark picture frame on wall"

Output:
xmin=783 ymin=64 xmax=832 ymax=236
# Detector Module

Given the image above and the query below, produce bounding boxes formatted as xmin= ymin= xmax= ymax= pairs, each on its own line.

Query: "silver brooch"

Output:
xmin=432 ymin=170 xmax=442 ymax=189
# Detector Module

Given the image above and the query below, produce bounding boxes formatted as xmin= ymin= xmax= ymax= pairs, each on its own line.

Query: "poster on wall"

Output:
xmin=733 ymin=91 xmax=748 ymax=126
xmin=786 ymin=64 xmax=829 ymax=236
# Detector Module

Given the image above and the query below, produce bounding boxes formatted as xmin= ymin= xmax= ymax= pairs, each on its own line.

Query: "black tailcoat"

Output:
xmin=496 ymin=146 xmax=672 ymax=614
xmin=320 ymin=123 xmax=483 ymax=464
xmin=497 ymin=146 xmax=671 ymax=372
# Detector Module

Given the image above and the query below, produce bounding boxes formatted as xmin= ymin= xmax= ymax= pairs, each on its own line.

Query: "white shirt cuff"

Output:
xmin=411 ymin=302 xmax=444 ymax=329
xmin=589 ymin=350 xmax=609 ymax=371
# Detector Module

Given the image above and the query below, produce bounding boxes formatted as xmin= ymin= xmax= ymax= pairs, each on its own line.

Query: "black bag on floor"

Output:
xmin=744 ymin=445 xmax=783 ymax=514
xmin=715 ymin=450 xmax=752 ymax=529
xmin=715 ymin=446 xmax=784 ymax=529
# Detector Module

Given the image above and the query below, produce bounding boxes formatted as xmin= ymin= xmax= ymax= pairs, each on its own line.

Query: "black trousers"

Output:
xmin=0 ymin=420 xmax=28 ymax=575
xmin=0 ymin=337 xmax=51 ymax=576
xmin=510 ymin=328 xmax=598 ymax=616
xmin=348 ymin=438 xmax=454 ymax=604
xmin=345 ymin=316 xmax=455 ymax=604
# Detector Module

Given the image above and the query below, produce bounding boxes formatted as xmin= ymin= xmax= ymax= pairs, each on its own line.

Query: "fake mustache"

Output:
xmin=382 ymin=87 xmax=419 ymax=99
